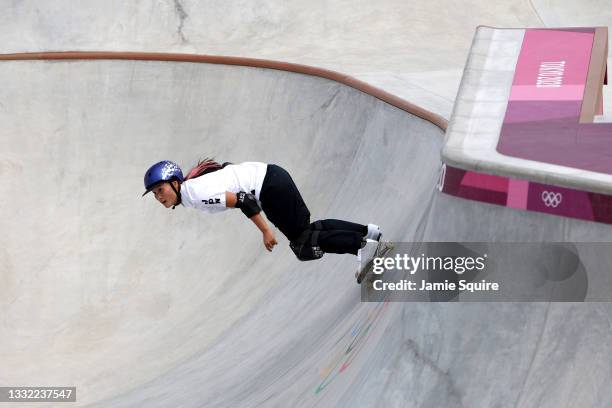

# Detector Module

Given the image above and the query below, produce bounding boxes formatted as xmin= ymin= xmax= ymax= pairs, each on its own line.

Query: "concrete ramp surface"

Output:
xmin=2 ymin=57 xmax=612 ymax=408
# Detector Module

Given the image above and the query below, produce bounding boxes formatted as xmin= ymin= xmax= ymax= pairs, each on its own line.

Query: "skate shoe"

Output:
xmin=355 ymin=239 xmax=381 ymax=283
xmin=355 ymin=239 xmax=394 ymax=284
xmin=365 ymin=224 xmax=382 ymax=241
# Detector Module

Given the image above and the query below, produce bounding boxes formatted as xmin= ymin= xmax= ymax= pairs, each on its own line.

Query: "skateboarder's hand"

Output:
xmin=263 ymin=230 xmax=277 ymax=252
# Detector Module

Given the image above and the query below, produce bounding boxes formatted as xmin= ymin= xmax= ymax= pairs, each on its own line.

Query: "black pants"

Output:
xmin=259 ymin=164 xmax=366 ymax=256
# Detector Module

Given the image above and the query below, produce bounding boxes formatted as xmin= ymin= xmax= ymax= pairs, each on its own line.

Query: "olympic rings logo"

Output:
xmin=541 ymin=191 xmax=562 ymax=208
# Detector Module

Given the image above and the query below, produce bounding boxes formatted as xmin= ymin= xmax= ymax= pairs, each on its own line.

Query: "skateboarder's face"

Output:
xmin=151 ymin=181 xmax=180 ymax=208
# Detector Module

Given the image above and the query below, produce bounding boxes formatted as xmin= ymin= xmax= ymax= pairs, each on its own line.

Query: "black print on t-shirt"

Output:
xmin=202 ymin=198 xmax=222 ymax=205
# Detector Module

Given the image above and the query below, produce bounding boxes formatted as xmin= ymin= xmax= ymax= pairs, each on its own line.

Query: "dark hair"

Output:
xmin=184 ymin=157 xmax=225 ymax=180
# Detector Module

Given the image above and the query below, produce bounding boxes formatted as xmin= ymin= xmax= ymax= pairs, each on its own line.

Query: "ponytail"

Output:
xmin=184 ymin=157 xmax=226 ymax=180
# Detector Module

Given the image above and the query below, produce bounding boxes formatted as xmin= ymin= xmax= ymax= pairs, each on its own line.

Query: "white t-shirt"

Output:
xmin=180 ymin=162 xmax=267 ymax=213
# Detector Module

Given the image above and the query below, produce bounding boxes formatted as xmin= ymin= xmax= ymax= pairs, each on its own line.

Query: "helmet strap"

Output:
xmin=170 ymin=181 xmax=182 ymax=210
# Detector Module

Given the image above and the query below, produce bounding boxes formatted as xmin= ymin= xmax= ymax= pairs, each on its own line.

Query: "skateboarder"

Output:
xmin=142 ymin=159 xmax=385 ymax=276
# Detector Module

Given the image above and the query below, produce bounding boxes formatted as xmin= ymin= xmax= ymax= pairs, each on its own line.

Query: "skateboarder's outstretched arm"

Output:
xmin=226 ymin=191 xmax=278 ymax=252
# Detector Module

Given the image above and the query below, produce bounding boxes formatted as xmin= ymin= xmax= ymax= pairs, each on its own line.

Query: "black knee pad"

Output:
xmin=310 ymin=220 xmax=324 ymax=231
xmin=290 ymin=228 xmax=324 ymax=261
